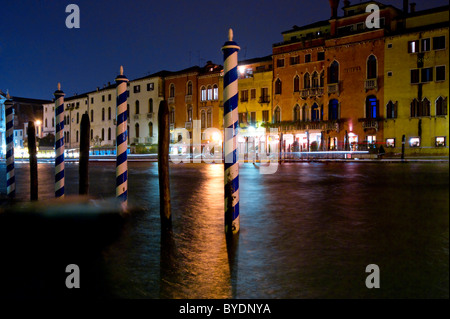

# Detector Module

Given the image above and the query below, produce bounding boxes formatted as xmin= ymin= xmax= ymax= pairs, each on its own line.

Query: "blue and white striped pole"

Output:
xmin=222 ymin=29 xmax=240 ymax=236
xmin=115 ymin=66 xmax=129 ymax=207
xmin=5 ymin=92 xmax=15 ymax=198
xmin=54 ymin=83 xmax=65 ymax=198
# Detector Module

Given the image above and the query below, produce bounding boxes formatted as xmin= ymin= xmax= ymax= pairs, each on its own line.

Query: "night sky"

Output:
xmin=1 ymin=0 xmax=448 ymax=100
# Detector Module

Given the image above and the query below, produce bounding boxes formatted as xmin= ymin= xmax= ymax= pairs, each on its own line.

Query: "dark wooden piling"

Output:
xmin=158 ymin=100 xmax=172 ymax=229
xmin=79 ymin=113 xmax=90 ymax=195
xmin=27 ymin=121 xmax=38 ymax=201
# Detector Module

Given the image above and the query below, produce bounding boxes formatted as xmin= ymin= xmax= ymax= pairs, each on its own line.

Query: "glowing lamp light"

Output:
xmin=212 ymin=132 xmax=221 ymax=142
xmin=238 ymin=66 xmax=246 ymax=75
xmin=35 ymin=120 xmax=41 ymax=126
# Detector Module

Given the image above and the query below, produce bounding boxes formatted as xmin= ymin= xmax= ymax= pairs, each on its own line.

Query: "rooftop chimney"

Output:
xmin=403 ymin=0 xmax=409 ymax=13
xmin=329 ymin=0 xmax=340 ymax=19
xmin=410 ymin=2 xmax=416 ymax=13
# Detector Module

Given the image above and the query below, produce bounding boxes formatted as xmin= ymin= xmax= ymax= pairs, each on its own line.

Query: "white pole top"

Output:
xmin=58 ymin=82 xmax=61 ymax=91
xmin=228 ymin=28 xmax=233 ymax=41
xmin=120 ymin=65 xmax=124 ymax=75
xmin=6 ymin=90 xmax=10 ymax=100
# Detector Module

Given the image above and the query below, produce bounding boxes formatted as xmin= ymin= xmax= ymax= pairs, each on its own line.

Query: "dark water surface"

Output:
xmin=0 ymin=161 xmax=448 ymax=298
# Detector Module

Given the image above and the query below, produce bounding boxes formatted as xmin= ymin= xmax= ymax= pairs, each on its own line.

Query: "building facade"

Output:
xmin=383 ymin=5 xmax=449 ymax=156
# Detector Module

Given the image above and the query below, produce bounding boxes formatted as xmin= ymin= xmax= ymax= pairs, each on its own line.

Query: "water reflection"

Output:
xmin=0 ymin=161 xmax=448 ymax=298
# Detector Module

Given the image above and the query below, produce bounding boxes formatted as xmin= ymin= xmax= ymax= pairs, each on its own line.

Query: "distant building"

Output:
xmin=0 ymin=91 xmax=50 ymax=156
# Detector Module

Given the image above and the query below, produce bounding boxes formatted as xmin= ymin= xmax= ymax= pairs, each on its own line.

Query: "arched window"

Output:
xmin=76 ymin=130 xmax=79 ymax=143
xmin=102 ymin=108 xmax=105 ymax=121
xmin=274 ymin=106 xmax=281 ymax=123
xmin=52 ymin=117 xmax=54 ymax=127
xmin=367 ymin=55 xmax=377 ymax=79
xmin=366 ymin=96 xmax=378 ymax=119
xmin=127 ymin=125 xmax=130 ymax=143
xmin=187 ymin=106 xmax=193 ymax=122
xmin=411 ymin=99 xmax=419 ymax=117
xmin=201 ymin=86 xmax=207 ymax=101
xmin=320 ymin=71 xmax=325 ymax=87
xmin=213 ymin=84 xmax=219 ymax=100
xmin=169 ymin=107 xmax=175 ymax=124
xmin=293 ymin=75 xmax=300 ymax=92
xmin=328 ymin=99 xmax=339 ymax=120
xmin=45 ymin=118 xmax=48 ymax=128
xmin=293 ymin=104 xmax=300 ymax=121
xmin=135 ymin=100 xmax=140 ymax=115
xmin=108 ymin=107 xmax=111 ymax=120
xmin=302 ymin=104 xmax=308 ymax=121
xmin=386 ymin=101 xmax=397 ymax=119
xmin=312 ymin=72 xmax=319 ymax=88
xmin=329 ymin=60 xmax=339 ymax=84
xmin=127 ymin=104 xmax=130 ymax=120
xmin=149 ymin=98 xmax=153 ymax=113
xmin=108 ymin=127 xmax=111 ymax=141
xmin=201 ymin=110 xmax=206 ymax=129
xmin=91 ymin=109 xmax=94 ymax=122
xmin=149 ymin=122 xmax=153 ymax=137
xmin=135 ymin=123 xmax=140 ymax=138
xmin=207 ymin=85 xmax=213 ymax=100
xmin=187 ymin=81 xmax=193 ymax=96
xmin=275 ymin=79 xmax=282 ymax=95
xmin=90 ymin=129 xmax=93 ymax=140
xmin=311 ymin=103 xmax=320 ymax=121
xmin=304 ymin=72 xmax=311 ymax=89
xmin=101 ymin=128 xmax=105 ymax=141
xmin=421 ymin=98 xmax=430 ymax=117
xmin=207 ymin=109 xmax=212 ymax=128
xmin=169 ymin=84 xmax=175 ymax=98
xmin=436 ymin=96 xmax=448 ymax=116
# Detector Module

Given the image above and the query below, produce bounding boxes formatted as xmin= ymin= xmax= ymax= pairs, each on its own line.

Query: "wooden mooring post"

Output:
xmin=27 ymin=121 xmax=38 ymax=201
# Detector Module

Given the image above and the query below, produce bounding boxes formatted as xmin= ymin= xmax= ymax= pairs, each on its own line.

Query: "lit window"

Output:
xmin=207 ymin=86 xmax=213 ymax=100
xmin=409 ymin=137 xmax=420 ymax=148
xmin=435 ymin=136 xmax=446 ymax=147
xmin=421 ymin=38 xmax=431 ymax=52
xmin=367 ymin=135 xmax=376 ymax=145
xmin=201 ymin=87 xmax=207 ymax=101
xmin=213 ymin=85 xmax=218 ymax=100
xmin=386 ymin=138 xmax=395 ymax=148
xmin=408 ymin=40 xmax=419 ymax=53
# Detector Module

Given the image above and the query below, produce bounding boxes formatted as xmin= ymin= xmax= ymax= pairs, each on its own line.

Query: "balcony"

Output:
xmin=300 ymin=89 xmax=309 ymax=98
xmin=168 ymin=97 xmax=175 ymax=105
xmin=145 ymin=137 xmax=154 ymax=144
xmin=310 ymin=88 xmax=324 ymax=97
xmin=185 ymin=95 xmax=193 ymax=103
xmin=147 ymin=113 xmax=153 ymax=119
xmin=365 ymin=78 xmax=378 ymax=91
xmin=327 ymin=83 xmax=340 ymax=96
xmin=359 ymin=118 xmax=383 ymax=131
xmin=300 ymin=88 xmax=325 ymax=98
xmin=185 ymin=121 xmax=192 ymax=130
xmin=258 ymin=96 xmax=270 ymax=104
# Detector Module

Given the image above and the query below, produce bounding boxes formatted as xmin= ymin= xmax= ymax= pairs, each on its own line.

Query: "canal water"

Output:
xmin=0 ymin=161 xmax=448 ymax=298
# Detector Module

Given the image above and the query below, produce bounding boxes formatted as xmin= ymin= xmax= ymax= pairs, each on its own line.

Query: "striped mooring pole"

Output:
xmin=222 ymin=29 xmax=240 ymax=236
xmin=54 ymin=83 xmax=65 ymax=198
xmin=5 ymin=92 xmax=15 ymax=198
xmin=115 ymin=66 xmax=129 ymax=207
